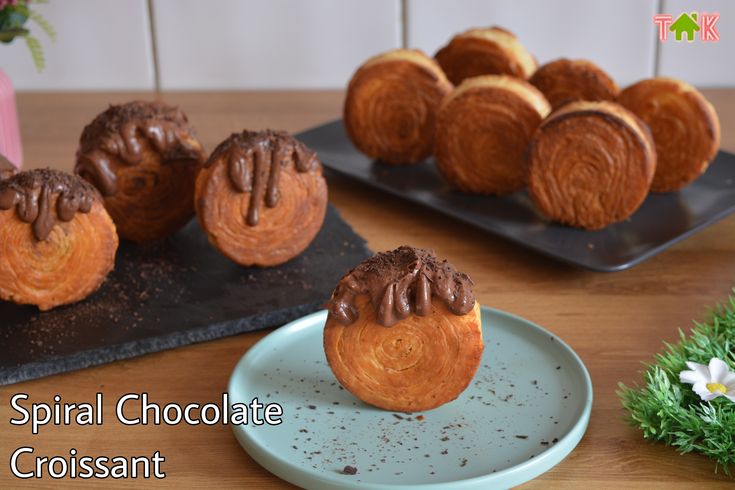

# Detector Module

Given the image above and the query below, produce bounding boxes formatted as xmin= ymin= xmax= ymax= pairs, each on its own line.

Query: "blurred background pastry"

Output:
xmin=344 ymin=49 xmax=452 ymax=165
xmin=434 ymin=75 xmax=550 ymax=195
xmin=195 ymin=130 xmax=327 ymax=267
xmin=435 ymin=26 xmax=536 ymax=85
xmin=75 ymin=100 xmax=206 ymax=242
xmin=529 ymin=58 xmax=619 ymax=110
xmin=0 ymin=169 xmax=118 ymax=310
xmin=617 ymin=78 xmax=720 ymax=192
xmin=324 ymin=246 xmax=483 ymax=412
xmin=0 ymin=153 xmax=17 ymax=180
xmin=528 ymin=101 xmax=656 ymax=230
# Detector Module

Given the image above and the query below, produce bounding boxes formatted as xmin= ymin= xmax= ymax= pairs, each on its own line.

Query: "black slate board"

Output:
xmin=0 ymin=205 xmax=371 ymax=385
xmin=298 ymin=119 xmax=735 ymax=272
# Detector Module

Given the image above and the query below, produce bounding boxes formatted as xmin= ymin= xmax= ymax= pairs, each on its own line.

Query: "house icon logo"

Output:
xmin=653 ymin=11 xmax=720 ymax=42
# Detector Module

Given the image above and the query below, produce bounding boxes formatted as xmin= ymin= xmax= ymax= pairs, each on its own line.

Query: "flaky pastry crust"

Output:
xmin=617 ymin=77 xmax=720 ymax=192
xmin=434 ymin=75 xmax=550 ymax=195
xmin=435 ymin=26 xmax=537 ymax=85
xmin=529 ymin=58 xmax=619 ymax=110
xmin=528 ymin=101 xmax=656 ymax=230
xmin=344 ymin=49 xmax=453 ymax=165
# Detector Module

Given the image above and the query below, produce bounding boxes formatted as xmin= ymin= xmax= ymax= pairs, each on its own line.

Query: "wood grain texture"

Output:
xmin=1 ymin=90 xmax=735 ymax=488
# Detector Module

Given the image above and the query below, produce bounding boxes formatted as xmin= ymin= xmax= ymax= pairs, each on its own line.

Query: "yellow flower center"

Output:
xmin=706 ymin=383 xmax=727 ymax=394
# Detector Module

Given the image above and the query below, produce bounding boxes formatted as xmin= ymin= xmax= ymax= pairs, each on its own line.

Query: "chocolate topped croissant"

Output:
xmin=0 ymin=169 xmax=118 ymax=310
xmin=195 ymin=130 xmax=328 ymax=267
xmin=324 ymin=246 xmax=483 ymax=412
xmin=435 ymin=26 xmax=537 ymax=85
xmin=75 ymin=100 xmax=205 ymax=242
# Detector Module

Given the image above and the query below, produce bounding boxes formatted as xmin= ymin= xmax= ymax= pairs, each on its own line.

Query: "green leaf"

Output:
xmin=23 ymin=34 xmax=45 ymax=72
xmin=28 ymin=9 xmax=55 ymax=41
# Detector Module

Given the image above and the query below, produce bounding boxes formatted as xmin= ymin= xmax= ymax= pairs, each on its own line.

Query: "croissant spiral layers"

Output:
xmin=324 ymin=246 xmax=483 ymax=412
xmin=344 ymin=49 xmax=453 ymax=165
xmin=617 ymin=78 xmax=720 ymax=192
xmin=529 ymin=58 xmax=619 ymax=110
xmin=435 ymin=26 xmax=537 ymax=85
xmin=195 ymin=130 xmax=328 ymax=267
xmin=528 ymin=101 xmax=656 ymax=230
xmin=75 ymin=101 xmax=206 ymax=242
xmin=434 ymin=75 xmax=551 ymax=195
xmin=0 ymin=169 xmax=118 ymax=310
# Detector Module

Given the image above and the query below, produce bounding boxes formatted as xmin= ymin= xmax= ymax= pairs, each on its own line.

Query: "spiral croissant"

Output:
xmin=0 ymin=169 xmax=118 ymax=310
xmin=617 ymin=78 xmax=720 ymax=192
xmin=434 ymin=75 xmax=550 ymax=195
xmin=344 ymin=49 xmax=453 ymax=165
xmin=529 ymin=58 xmax=619 ymax=110
xmin=75 ymin=100 xmax=206 ymax=242
xmin=435 ymin=26 xmax=537 ymax=85
xmin=195 ymin=130 xmax=328 ymax=267
xmin=324 ymin=246 xmax=483 ymax=412
xmin=528 ymin=101 xmax=656 ymax=230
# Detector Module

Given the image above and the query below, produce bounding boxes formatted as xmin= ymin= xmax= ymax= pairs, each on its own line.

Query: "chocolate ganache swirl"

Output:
xmin=0 ymin=169 xmax=97 ymax=241
xmin=75 ymin=101 xmax=204 ymax=196
xmin=205 ymin=130 xmax=319 ymax=226
xmin=328 ymin=246 xmax=475 ymax=327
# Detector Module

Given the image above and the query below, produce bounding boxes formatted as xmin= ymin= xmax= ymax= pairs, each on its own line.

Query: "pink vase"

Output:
xmin=0 ymin=68 xmax=22 ymax=169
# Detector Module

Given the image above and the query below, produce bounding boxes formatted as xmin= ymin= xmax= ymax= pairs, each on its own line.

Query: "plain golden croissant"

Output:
xmin=617 ymin=77 xmax=720 ymax=192
xmin=435 ymin=26 xmax=537 ymax=85
xmin=75 ymin=100 xmax=206 ymax=242
xmin=528 ymin=101 xmax=656 ymax=230
xmin=344 ymin=49 xmax=453 ymax=165
xmin=0 ymin=169 xmax=118 ymax=310
xmin=195 ymin=130 xmax=328 ymax=267
xmin=529 ymin=58 xmax=620 ymax=110
xmin=324 ymin=246 xmax=483 ymax=412
xmin=434 ymin=75 xmax=550 ymax=195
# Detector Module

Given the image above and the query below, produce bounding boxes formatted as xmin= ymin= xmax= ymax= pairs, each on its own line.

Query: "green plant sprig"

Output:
xmin=0 ymin=0 xmax=55 ymax=71
xmin=618 ymin=294 xmax=735 ymax=476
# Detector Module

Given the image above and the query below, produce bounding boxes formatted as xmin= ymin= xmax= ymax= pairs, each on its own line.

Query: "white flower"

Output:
xmin=679 ymin=358 xmax=735 ymax=402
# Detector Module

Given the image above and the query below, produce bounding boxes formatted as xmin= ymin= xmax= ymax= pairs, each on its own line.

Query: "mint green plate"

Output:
xmin=229 ymin=307 xmax=592 ymax=489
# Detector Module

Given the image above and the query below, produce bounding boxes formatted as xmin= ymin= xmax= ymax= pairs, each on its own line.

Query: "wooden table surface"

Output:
xmin=2 ymin=90 xmax=735 ymax=489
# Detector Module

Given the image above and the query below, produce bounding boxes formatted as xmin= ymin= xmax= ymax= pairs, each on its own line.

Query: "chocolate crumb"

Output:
xmin=515 ymin=435 xmax=528 ymax=439
xmin=342 ymin=465 xmax=357 ymax=475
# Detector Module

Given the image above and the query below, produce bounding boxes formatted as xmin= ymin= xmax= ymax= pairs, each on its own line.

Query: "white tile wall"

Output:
xmin=1 ymin=0 xmax=155 ymax=90
xmin=406 ymin=0 xmax=658 ymax=87
xmin=151 ymin=0 xmax=401 ymax=90
xmin=2 ymin=0 xmax=734 ymax=90
xmin=658 ymin=0 xmax=735 ymax=87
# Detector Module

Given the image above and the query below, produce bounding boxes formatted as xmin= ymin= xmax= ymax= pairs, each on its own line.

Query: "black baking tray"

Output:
xmin=0 ymin=205 xmax=371 ymax=385
xmin=297 ymin=119 xmax=735 ymax=272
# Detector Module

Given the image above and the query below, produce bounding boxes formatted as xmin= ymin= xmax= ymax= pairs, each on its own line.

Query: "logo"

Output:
xmin=653 ymin=12 xmax=719 ymax=42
